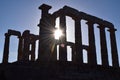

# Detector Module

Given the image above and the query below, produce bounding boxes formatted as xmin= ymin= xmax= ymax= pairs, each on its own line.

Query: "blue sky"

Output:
xmin=0 ymin=0 xmax=120 ymax=65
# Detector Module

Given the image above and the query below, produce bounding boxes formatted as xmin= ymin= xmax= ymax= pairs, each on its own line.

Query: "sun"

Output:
xmin=54 ymin=28 xmax=63 ymax=40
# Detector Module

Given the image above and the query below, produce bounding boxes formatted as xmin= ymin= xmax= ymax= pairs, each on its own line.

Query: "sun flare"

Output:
xmin=54 ymin=28 xmax=63 ymax=40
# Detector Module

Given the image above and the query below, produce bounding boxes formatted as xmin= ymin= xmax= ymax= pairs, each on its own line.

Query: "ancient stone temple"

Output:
xmin=0 ymin=4 xmax=120 ymax=80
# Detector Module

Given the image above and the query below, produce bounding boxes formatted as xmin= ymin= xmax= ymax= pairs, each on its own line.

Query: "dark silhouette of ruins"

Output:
xmin=0 ymin=4 xmax=120 ymax=80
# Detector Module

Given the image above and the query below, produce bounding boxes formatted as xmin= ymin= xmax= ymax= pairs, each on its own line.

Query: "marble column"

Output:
xmin=50 ymin=42 xmax=57 ymax=61
xmin=98 ymin=25 xmax=109 ymax=66
xmin=22 ymin=30 xmax=30 ymax=61
xmin=59 ymin=14 xmax=67 ymax=61
xmin=108 ymin=28 xmax=119 ymax=67
xmin=86 ymin=21 xmax=97 ymax=65
xmin=74 ymin=18 xmax=83 ymax=64
xmin=38 ymin=4 xmax=52 ymax=61
xmin=3 ymin=33 xmax=10 ymax=63
xmin=31 ymin=41 xmax=36 ymax=61
xmin=17 ymin=36 xmax=23 ymax=61
xmin=71 ymin=45 xmax=76 ymax=62
xmin=50 ymin=17 xmax=57 ymax=62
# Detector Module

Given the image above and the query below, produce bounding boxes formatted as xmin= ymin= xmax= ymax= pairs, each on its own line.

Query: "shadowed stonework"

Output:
xmin=0 ymin=4 xmax=120 ymax=80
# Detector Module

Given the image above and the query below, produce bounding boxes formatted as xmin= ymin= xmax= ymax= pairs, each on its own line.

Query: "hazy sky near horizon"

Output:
xmin=0 ymin=0 xmax=120 ymax=65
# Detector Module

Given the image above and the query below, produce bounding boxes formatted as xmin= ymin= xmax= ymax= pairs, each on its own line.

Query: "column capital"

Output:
xmin=5 ymin=33 xmax=10 ymax=37
xmin=39 ymin=4 xmax=52 ymax=11
xmin=86 ymin=21 xmax=95 ymax=25
xmin=17 ymin=36 xmax=22 ymax=39
xmin=22 ymin=30 xmax=30 ymax=38
xmin=97 ymin=24 xmax=106 ymax=29
xmin=108 ymin=28 xmax=117 ymax=32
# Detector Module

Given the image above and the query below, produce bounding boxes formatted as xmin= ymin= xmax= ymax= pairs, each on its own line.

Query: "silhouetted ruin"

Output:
xmin=0 ymin=4 xmax=120 ymax=80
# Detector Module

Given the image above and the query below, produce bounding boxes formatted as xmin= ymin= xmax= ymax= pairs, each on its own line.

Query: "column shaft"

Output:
xmin=86 ymin=21 xmax=97 ymax=65
xmin=3 ymin=33 xmax=10 ymax=63
xmin=71 ymin=46 xmax=76 ymax=62
xmin=18 ymin=37 xmax=23 ymax=61
xmin=75 ymin=19 xmax=83 ymax=63
xmin=50 ymin=43 xmax=57 ymax=61
xmin=98 ymin=25 xmax=109 ymax=66
xmin=108 ymin=28 xmax=119 ymax=67
xmin=31 ymin=42 xmax=36 ymax=61
xmin=22 ymin=30 xmax=30 ymax=61
xmin=59 ymin=14 xmax=67 ymax=61
xmin=50 ymin=18 xmax=57 ymax=61
xmin=37 ymin=4 xmax=51 ymax=62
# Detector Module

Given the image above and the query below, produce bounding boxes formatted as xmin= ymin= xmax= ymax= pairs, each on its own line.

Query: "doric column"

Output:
xmin=74 ymin=18 xmax=83 ymax=64
xmin=71 ymin=45 xmax=76 ymax=62
xmin=17 ymin=36 xmax=23 ymax=61
xmin=108 ymin=28 xmax=119 ymax=67
xmin=38 ymin=4 xmax=52 ymax=62
xmin=22 ymin=30 xmax=30 ymax=61
xmin=3 ymin=33 xmax=10 ymax=63
xmin=59 ymin=13 xmax=67 ymax=61
xmin=98 ymin=25 xmax=109 ymax=67
xmin=50 ymin=42 xmax=57 ymax=61
xmin=86 ymin=21 xmax=97 ymax=65
xmin=50 ymin=17 xmax=57 ymax=62
xmin=31 ymin=42 xmax=36 ymax=61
